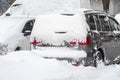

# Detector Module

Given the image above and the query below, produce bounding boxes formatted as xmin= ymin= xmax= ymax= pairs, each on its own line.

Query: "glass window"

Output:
xmin=85 ymin=14 xmax=96 ymax=30
xmin=109 ymin=17 xmax=120 ymax=31
xmin=94 ymin=15 xmax=101 ymax=31
xmin=99 ymin=15 xmax=110 ymax=31
xmin=22 ymin=20 xmax=34 ymax=33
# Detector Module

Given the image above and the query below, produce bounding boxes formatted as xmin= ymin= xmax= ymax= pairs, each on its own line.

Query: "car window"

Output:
xmin=109 ymin=17 xmax=120 ymax=31
xmin=22 ymin=20 xmax=35 ymax=33
xmin=94 ymin=15 xmax=101 ymax=31
xmin=85 ymin=14 xmax=96 ymax=30
xmin=99 ymin=15 xmax=110 ymax=31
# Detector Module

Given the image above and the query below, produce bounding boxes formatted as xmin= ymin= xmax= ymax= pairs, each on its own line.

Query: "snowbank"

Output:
xmin=0 ymin=51 xmax=120 ymax=80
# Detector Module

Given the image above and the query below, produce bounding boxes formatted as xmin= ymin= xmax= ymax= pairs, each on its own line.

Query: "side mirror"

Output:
xmin=24 ymin=30 xmax=31 ymax=36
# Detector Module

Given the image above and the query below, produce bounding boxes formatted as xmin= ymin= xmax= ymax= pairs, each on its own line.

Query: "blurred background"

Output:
xmin=0 ymin=0 xmax=120 ymax=16
xmin=0 ymin=0 xmax=15 ymax=15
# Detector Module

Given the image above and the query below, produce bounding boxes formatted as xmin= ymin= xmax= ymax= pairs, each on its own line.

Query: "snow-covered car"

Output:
xmin=0 ymin=17 xmax=35 ymax=55
xmin=30 ymin=13 xmax=88 ymax=66
xmin=30 ymin=9 xmax=120 ymax=67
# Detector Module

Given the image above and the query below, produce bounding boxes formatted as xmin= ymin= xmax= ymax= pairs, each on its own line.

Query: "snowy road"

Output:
xmin=0 ymin=51 xmax=120 ymax=80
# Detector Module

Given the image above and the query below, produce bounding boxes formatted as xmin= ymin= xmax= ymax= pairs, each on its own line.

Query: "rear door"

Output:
xmin=85 ymin=13 xmax=101 ymax=45
xmin=98 ymin=15 xmax=116 ymax=62
xmin=108 ymin=17 xmax=120 ymax=62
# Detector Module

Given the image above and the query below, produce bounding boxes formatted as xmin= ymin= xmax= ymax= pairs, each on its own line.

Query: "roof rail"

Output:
xmin=84 ymin=10 xmax=106 ymax=14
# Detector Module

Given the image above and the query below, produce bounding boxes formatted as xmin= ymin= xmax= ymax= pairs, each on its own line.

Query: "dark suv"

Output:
xmin=82 ymin=10 xmax=120 ymax=66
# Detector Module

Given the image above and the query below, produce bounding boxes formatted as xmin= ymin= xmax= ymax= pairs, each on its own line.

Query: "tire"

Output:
xmin=93 ymin=51 xmax=103 ymax=67
xmin=15 ymin=47 xmax=21 ymax=51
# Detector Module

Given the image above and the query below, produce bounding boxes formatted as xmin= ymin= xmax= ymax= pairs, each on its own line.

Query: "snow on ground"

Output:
xmin=0 ymin=50 xmax=120 ymax=80
xmin=32 ymin=47 xmax=87 ymax=58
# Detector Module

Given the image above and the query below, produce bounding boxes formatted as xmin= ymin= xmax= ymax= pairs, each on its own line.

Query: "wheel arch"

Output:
xmin=97 ymin=48 xmax=105 ymax=62
xmin=15 ymin=46 xmax=22 ymax=51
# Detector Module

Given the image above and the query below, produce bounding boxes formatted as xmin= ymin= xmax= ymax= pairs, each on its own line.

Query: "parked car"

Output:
xmin=29 ymin=9 xmax=120 ymax=67
xmin=0 ymin=17 xmax=35 ymax=55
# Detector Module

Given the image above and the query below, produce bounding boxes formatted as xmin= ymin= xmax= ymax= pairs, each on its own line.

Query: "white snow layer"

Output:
xmin=32 ymin=47 xmax=87 ymax=58
xmin=31 ymin=13 xmax=89 ymax=44
xmin=115 ymin=14 xmax=120 ymax=24
xmin=0 ymin=51 xmax=120 ymax=80
xmin=3 ymin=0 xmax=90 ymax=16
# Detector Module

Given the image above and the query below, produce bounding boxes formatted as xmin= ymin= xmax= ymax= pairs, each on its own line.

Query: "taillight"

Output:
xmin=72 ymin=61 xmax=82 ymax=66
xmin=70 ymin=39 xmax=77 ymax=45
xmin=78 ymin=36 xmax=90 ymax=45
xmin=30 ymin=37 xmax=42 ymax=45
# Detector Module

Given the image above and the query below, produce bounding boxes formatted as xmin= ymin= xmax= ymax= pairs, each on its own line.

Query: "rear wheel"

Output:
xmin=15 ymin=47 xmax=21 ymax=51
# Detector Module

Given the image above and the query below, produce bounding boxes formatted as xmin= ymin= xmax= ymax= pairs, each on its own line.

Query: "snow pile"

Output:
xmin=0 ymin=51 xmax=120 ymax=80
xmin=4 ymin=0 xmax=90 ymax=16
xmin=31 ymin=13 xmax=89 ymax=44
xmin=115 ymin=14 xmax=120 ymax=24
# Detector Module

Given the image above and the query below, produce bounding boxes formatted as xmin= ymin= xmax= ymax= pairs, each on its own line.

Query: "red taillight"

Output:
xmin=72 ymin=61 xmax=82 ymax=66
xmin=76 ymin=61 xmax=81 ymax=65
xmin=30 ymin=37 xmax=42 ymax=45
xmin=70 ymin=41 xmax=77 ymax=45
xmin=79 ymin=36 xmax=90 ymax=45
xmin=70 ymin=39 xmax=77 ymax=45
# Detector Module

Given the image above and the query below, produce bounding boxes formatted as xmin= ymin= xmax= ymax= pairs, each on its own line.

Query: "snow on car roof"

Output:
xmin=31 ymin=13 xmax=89 ymax=44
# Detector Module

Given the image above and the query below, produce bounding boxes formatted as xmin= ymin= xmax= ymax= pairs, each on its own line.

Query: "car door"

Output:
xmin=98 ymin=15 xmax=116 ymax=62
xmin=20 ymin=20 xmax=35 ymax=50
xmin=85 ymin=13 xmax=101 ymax=53
xmin=108 ymin=17 xmax=120 ymax=63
